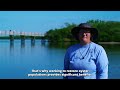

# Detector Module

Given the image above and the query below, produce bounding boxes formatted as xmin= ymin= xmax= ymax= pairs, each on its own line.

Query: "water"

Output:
xmin=0 ymin=40 xmax=119 ymax=79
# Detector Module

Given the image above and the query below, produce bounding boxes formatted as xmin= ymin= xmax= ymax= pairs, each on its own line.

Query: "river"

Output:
xmin=0 ymin=40 xmax=119 ymax=79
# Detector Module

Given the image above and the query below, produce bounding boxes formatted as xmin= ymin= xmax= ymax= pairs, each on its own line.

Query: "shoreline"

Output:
xmin=98 ymin=42 xmax=120 ymax=44
xmin=0 ymin=39 xmax=120 ymax=44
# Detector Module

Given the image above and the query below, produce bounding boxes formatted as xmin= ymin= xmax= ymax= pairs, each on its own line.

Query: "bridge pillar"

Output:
xmin=31 ymin=36 xmax=35 ymax=47
xmin=9 ymin=35 xmax=14 ymax=43
xmin=41 ymin=36 xmax=46 ymax=43
xmin=10 ymin=37 xmax=14 ymax=51
xmin=21 ymin=35 xmax=25 ymax=47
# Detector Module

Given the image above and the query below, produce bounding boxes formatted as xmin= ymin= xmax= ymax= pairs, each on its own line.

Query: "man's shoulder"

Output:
xmin=66 ymin=44 xmax=79 ymax=52
xmin=68 ymin=43 xmax=79 ymax=49
xmin=91 ymin=42 xmax=105 ymax=51
xmin=91 ymin=42 xmax=103 ymax=48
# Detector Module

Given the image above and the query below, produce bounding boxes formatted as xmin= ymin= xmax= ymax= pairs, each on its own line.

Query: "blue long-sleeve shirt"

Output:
xmin=64 ymin=42 xmax=108 ymax=79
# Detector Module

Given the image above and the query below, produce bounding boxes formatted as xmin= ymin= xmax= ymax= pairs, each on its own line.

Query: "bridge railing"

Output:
xmin=0 ymin=30 xmax=44 ymax=37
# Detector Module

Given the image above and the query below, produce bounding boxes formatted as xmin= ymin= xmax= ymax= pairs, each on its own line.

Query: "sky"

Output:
xmin=0 ymin=11 xmax=120 ymax=34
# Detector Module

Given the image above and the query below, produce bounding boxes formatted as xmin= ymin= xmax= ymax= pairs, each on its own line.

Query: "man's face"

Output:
xmin=78 ymin=29 xmax=91 ymax=43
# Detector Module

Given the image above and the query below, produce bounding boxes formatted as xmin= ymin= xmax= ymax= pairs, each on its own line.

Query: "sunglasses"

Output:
xmin=79 ymin=29 xmax=91 ymax=33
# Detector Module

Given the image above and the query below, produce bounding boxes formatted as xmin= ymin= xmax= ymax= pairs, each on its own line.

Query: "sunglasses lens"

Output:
xmin=79 ymin=29 xmax=90 ymax=33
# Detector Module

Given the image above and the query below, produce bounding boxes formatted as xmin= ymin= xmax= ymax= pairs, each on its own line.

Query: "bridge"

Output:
xmin=0 ymin=30 xmax=46 ymax=46
xmin=0 ymin=30 xmax=44 ymax=37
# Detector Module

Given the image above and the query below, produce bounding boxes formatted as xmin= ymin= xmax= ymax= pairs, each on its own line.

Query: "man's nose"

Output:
xmin=83 ymin=33 xmax=86 ymax=36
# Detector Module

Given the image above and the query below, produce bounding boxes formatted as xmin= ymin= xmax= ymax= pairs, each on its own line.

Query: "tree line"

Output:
xmin=45 ymin=20 xmax=120 ymax=42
